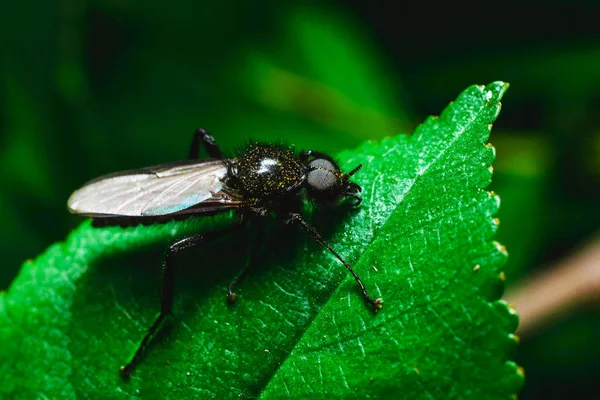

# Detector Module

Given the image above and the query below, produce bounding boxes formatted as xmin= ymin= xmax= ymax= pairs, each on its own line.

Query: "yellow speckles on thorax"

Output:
xmin=234 ymin=144 xmax=305 ymax=200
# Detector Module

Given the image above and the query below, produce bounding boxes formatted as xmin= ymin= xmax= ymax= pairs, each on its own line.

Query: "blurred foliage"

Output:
xmin=1 ymin=1 xmax=599 ymax=399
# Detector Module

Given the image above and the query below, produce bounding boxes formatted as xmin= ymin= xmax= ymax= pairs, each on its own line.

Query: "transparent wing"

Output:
xmin=68 ymin=160 xmax=237 ymax=217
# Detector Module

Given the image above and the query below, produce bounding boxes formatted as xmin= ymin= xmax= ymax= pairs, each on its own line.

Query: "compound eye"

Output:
xmin=307 ymin=158 xmax=339 ymax=191
xmin=309 ymin=158 xmax=337 ymax=172
xmin=307 ymin=169 xmax=338 ymax=191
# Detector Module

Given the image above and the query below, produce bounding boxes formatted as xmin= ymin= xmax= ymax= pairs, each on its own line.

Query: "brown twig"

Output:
xmin=503 ymin=233 xmax=600 ymax=337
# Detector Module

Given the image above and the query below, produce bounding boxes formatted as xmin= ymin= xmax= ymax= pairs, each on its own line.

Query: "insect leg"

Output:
xmin=120 ymin=227 xmax=238 ymax=377
xmin=286 ymin=212 xmax=383 ymax=311
xmin=188 ymin=128 xmax=223 ymax=159
xmin=227 ymin=227 xmax=265 ymax=302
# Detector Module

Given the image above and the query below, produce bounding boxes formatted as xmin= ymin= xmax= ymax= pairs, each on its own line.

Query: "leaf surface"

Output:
xmin=0 ymin=82 xmax=522 ymax=399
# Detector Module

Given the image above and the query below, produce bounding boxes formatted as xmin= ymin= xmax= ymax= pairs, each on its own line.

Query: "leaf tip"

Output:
xmin=487 ymin=80 xmax=510 ymax=95
xmin=479 ymin=81 xmax=510 ymax=111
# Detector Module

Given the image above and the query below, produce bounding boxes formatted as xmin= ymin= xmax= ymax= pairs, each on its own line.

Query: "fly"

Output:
xmin=67 ymin=128 xmax=383 ymax=376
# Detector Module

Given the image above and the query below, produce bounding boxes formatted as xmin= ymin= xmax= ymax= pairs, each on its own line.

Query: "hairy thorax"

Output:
xmin=232 ymin=144 xmax=306 ymax=202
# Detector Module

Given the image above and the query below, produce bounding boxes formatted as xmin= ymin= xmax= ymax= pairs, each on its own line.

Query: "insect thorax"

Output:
xmin=232 ymin=144 xmax=306 ymax=200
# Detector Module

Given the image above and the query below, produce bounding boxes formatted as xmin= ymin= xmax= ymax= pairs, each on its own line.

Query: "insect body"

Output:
xmin=68 ymin=128 xmax=383 ymax=376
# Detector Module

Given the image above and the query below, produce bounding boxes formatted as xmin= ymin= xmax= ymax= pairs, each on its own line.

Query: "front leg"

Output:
xmin=120 ymin=227 xmax=239 ymax=377
xmin=286 ymin=212 xmax=383 ymax=311
xmin=188 ymin=128 xmax=223 ymax=159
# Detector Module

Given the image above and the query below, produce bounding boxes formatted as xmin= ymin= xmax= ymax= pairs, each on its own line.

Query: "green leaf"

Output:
xmin=0 ymin=82 xmax=523 ymax=399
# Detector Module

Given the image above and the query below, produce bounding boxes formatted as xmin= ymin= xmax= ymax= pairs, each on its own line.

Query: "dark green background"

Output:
xmin=1 ymin=2 xmax=599 ymax=398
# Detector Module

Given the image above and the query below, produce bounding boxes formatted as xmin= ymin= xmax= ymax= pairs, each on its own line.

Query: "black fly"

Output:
xmin=68 ymin=128 xmax=383 ymax=376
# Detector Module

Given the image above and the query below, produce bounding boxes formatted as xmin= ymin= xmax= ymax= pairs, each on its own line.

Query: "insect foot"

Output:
xmin=228 ymin=292 xmax=239 ymax=303
xmin=371 ymin=298 xmax=384 ymax=312
xmin=120 ymin=365 xmax=132 ymax=378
